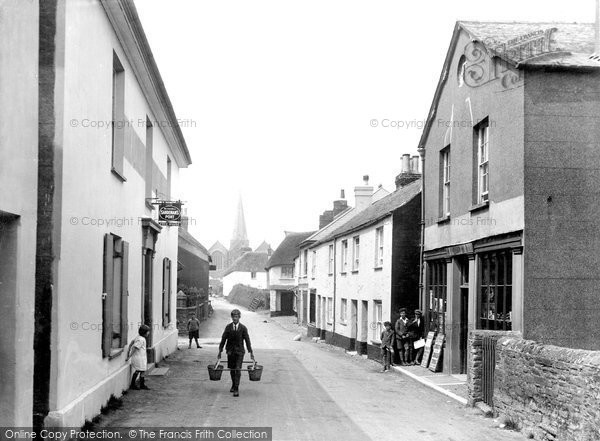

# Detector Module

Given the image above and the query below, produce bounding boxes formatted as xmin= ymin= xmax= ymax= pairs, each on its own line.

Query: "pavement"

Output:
xmin=93 ymin=297 xmax=523 ymax=441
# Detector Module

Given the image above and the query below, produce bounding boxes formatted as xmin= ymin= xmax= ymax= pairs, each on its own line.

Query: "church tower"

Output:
xmin=229 ymin=195 xmax=250 ymax=263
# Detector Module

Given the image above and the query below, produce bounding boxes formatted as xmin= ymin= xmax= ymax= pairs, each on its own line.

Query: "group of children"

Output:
xmin=380 ymin=308 xmax=425 ymax=372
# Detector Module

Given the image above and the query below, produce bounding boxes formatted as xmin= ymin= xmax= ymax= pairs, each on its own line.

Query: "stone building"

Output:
xmin=0 ymin=0 xmax=192 ymax=428
xmin=419 ymin=21 xmax=600 ymax=376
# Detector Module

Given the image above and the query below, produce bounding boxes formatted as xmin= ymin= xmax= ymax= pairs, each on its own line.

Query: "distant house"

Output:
xmin=255 ymin=240 xmax=274 ymax=255
xmin=222 ymin=252 xmax=270 ymax=297
xmin=266 ymin=231 xmax=315 ymax=317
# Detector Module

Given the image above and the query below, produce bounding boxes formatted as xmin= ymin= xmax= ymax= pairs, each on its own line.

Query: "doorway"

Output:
xmin=459 ymin=257 xmax=469 ymax=374
xmin=302 ymin=291 xmax=308 ymax=325
xmin=350 ymin=300 xmax=358 ymax=351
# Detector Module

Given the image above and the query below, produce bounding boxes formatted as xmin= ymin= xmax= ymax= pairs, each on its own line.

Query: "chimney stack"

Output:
xmin=340 ymin=189 xmax=345 ymax=199
xmin=354 ymin=175 xmax=374 ymax=212
xmin=395 ymin=153 xmax=422 ymax=189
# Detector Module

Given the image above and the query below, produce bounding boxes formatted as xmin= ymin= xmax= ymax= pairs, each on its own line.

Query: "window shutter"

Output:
xmin=167 ymin=258 xmax=172 ymax=326
xmin=102 ymin=234 xmax=114 ymax=357
xmin=120 ymin=241 xmax=129 ymax=346
xmin=162 ymin=258 xmax=169 ymax=327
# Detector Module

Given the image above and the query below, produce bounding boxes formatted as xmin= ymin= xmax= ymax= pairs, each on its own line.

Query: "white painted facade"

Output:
xmin=37 ymin=0 xmax=190 ymax=427
xmin=223 ymin=271 xmax=268 ymax=297
xmin=267 ymin=266 xmax=296 ymax=313
xmin=0 ymin=0 xmax=39 ymax=426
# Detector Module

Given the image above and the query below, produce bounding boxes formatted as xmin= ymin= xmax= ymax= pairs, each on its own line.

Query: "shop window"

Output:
xmin=102 ymin=234 xmax=129 ymax=357
xmin=427 ymin=260 xmax=447 ymax=333
xmin=478 ymin=250 xmax=512 ymax=331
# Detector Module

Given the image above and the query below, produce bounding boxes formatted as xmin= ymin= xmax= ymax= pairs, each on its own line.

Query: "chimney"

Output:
xmin=354 ymin=175 xmax=373 ymax=211
xmin=410 ymin=155 xmax=420 ymax=173
xmin=340 ymin=189 xmax=345 ymax=199
xmin=395 ymin=153 xmax=422 ymax=189
xmin=401 ymin=154 xmax=410 ymax=173
xmin=319 ymin=210 xmax=334 ymax=229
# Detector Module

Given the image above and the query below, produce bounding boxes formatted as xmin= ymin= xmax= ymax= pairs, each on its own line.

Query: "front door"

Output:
xmin=302 ymin=291 xmax=308 ymax=325
xmin=351 ymin=300 xmax=358 ymax=351
xmin=142 ymin=250 xmax=153 ymax=347
xmin=281 ymin=291 xmax=294 ymax=314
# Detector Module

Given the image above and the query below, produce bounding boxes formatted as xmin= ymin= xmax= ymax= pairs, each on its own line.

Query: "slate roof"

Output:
xmin=314 ymin=180 xmax=421 ymax=245
xmin=222 ymin=252 xmax=270 ymax=277
xmin=300 ymin=206 xmax=354 ymax=248
xmin=178 ymin=228 xmax=210 ymax=260
xmin=266 ymin=231 xmax=316 ymax=269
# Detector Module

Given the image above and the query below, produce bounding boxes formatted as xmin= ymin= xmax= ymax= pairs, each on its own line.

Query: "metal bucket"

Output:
xmin=208 ymin=361 xmax=224 ymax=381
xmin=247 ymin=362 xmax=263 ymax=381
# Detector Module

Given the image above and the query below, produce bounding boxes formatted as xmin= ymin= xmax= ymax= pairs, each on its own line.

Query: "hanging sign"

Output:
xmin=158 ymin=201 xmax=182 ymax=226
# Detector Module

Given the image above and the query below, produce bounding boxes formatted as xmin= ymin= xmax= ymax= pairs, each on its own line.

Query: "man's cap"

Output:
xmin=415 ymin=309 xmax=423 ymax=315
xmin=398 ymin=307 xmax=407 ymax=313
xmin=139 ymin=324 xmax=151 ymax=334
xmin=231 ymin=309 xmax=241 ymax=317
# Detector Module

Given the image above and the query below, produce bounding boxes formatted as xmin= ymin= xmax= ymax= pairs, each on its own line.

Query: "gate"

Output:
xmin=482 ymin=336 xmax=497 ymax=406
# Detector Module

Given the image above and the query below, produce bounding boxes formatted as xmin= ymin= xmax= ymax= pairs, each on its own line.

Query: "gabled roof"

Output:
xmin=266 ymin=231 xmax=316 ymax=269
xmin=417 ymin=21 xmax=599 ymax=153
xmin=222 ymin=252 xmax=269 ymax=277
xmin=209 ymin=241 xmax=228 ymax=254
xmin=315 ymin=180 xmax=421 ymax=244
xmin=299 ymin=206 xmax=354 ymax=249
xmin=255 ymin=241 xmax=273 ymax=254
xmin=178 ymin=228 xmax=209 ymax=260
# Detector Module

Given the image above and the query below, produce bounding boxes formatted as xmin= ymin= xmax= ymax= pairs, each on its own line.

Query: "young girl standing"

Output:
xmin=126 ymin=324 xmax=151 ymax=390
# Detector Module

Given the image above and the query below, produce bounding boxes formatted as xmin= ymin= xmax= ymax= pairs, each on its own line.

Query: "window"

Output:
xmin=352 ymin=236 xmax=360 ymax=271
xmin=111 ymin=53 xmax=125 ymax=180
xmin=327 ymin=297 xmax=333 ymax=323
xmin=341 ymin=240 xmax=348 ymax=273
xmin=311 ymin=250 xmax=316 ymax=278
xmin=281 ymin=265 xmax=294 ymax=279
xmin=102 ymin=234 xmax=129 ymax=357
xmin=250 ymin=271 xmax=257 ymax=280
xmin=340 ymin=298 xmax=347 ymax=323
xmin=427 ymin=260 xmax=447 ymax=334
xmin=441 ymin=147 xmax=451 ymax=216
xmin=457 ymin=55 xmax=466 ymax=87
xmin=477 ymin=120 xmax=489 ymax=203
xmin=328 ymin=244 xmax=334 ymax=275
xmin=166 ymin=157 xmax=172 ymax=199
xmin=302 ymin=249 xmax=308 ymax=276
xmin=373 ymin=301 xmax=383 ymax=340
xmin=375 ymin=227 xmax=384 ymax=267
xmin=162 ymin=258 xmax=172 ymax=327
xmin=478 ymin=251 xmax=512 ymax=331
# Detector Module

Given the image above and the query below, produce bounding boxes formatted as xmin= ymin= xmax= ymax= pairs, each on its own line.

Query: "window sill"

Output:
xmin=339 ymin=321 xmax=347 ymax=326
xmin=340 ymin=272 xmax=347 ymax=276
xmin=328 ymin=273 xmax=333 ymax=277
xmin=111 ymin=168 xmax=127 ymax=182
xmin=470 ymin=201 xmax=489 ymax=213
xmin=373 ymin=266 xmax=383 ymax=271
xmin=437 ymin=215 xmax=450 ymax=224
xmin=108 ymin=348 xmax=124 ymax=360
xmin=351 ymin=269 xmax=359 ymax=274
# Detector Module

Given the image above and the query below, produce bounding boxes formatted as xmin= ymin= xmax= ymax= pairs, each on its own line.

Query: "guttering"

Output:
xmin=417 ymin=147 xmax=426 ymax=313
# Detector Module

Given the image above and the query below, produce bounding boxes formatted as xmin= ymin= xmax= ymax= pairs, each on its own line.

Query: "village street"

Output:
xmin=96 ymin=298 xmax=522 ymax=441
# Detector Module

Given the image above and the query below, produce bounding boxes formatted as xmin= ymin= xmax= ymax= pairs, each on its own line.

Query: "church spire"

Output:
xmin=229 ymin=195 xmax=249 ymax=261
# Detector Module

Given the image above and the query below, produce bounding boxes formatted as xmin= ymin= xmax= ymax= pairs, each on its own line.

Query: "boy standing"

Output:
xmin=380 ymin=321 xmax=395 ymax=372
xmin=126 ymin=325 xmax=151 ymax=390
xmin=187 ymin=312 xmax=202 ymax=349
xmin=394 ymin=308 xmax=410 ymax=365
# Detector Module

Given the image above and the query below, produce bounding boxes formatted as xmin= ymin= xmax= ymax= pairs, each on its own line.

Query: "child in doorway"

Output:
xmin=126 ymin=324 xmax=151 ymax=390
xmin=380 ymin=321 xmax=395 ymax=372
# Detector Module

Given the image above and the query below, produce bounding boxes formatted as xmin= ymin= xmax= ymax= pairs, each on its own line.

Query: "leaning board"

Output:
xmin=428 ymin=333 xmax=445 ymax=372
xmin=420 ymin=332 xmax=436 ymax=368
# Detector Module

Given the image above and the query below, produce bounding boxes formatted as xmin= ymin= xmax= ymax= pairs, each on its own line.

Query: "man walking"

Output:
xmin=218 ymin=309 xmax=254 ymax=397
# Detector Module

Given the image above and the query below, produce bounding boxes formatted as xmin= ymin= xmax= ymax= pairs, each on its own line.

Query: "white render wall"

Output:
xmin=223 ymin=271 xmax=268 ymax=297
xmin=45 ymin=0 xmax=182 ymax=427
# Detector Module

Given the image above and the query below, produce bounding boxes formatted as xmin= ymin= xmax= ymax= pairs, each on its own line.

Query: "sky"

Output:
xmin=134 ymin=0 xmax=594 ymax=251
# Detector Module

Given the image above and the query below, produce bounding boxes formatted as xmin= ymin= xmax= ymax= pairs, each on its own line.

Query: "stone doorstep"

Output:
xmin=391 ymin=365 xmax=468 ymax=405
xmin=146 ymin=367 xmax=169 ymax=376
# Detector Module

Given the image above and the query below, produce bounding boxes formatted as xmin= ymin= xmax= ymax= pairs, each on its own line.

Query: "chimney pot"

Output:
xmin=363 ymin=175 xmax=369 ymax=185
xmin=401 ymin=154 xmax=410 ymax=173
xmin=340 ymin=189 xmax=345 ymax=199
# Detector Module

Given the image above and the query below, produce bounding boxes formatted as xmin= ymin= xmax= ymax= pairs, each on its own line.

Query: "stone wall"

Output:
xmin=494 ymin=336 xmax=600 ymax=441
xmin=467 ymin=330 xmax=520 ymax=405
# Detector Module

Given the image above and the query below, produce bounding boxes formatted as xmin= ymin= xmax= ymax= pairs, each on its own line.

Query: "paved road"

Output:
xmin=97 ymin=298 xmax=523 ymax=441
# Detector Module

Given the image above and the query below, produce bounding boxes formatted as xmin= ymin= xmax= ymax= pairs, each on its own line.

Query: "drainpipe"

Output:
xmin=332 ymin=238 xmax=337 ymax=341
xmin=417 ymin=146 xmax=426 ymax=315
xmin=596 ymin=0 xmax=600 ymax=54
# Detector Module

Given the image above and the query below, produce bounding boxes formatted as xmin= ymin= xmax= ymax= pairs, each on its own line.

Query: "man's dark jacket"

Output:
xmin=219 ymin=322 xmax=253 ymax=355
